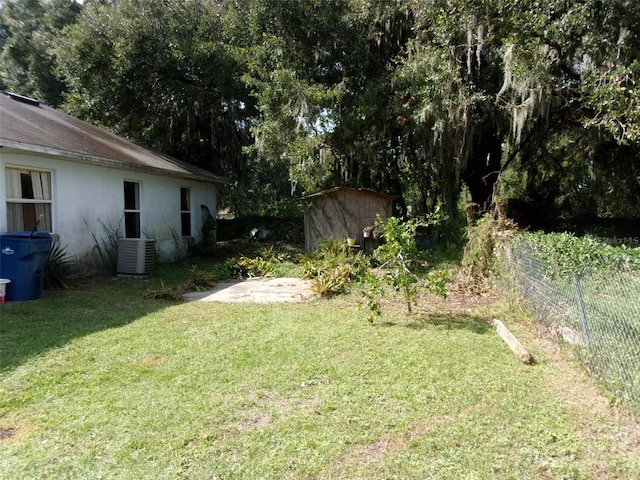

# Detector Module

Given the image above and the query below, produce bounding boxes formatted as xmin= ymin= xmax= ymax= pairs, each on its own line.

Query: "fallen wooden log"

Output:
xmin=492 ymin=319 xmax=534 ymax=364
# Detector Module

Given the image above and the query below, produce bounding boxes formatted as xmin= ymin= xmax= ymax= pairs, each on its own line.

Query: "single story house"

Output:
xmin=301 ymin=187 xmax=398 ymax=252
xmin=0 ymin=91 xmax=225 ymax=273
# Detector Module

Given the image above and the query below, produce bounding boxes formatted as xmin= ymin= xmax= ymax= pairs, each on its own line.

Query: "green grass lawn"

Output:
xmin=1 ymin=262 xmax=639 ymax=479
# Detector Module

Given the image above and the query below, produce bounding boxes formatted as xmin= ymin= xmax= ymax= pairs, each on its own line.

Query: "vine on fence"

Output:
xmin=514 ymin=231 xmax=640 ymax=278
xmin=504 ymin=231 xmax=640 ymax=420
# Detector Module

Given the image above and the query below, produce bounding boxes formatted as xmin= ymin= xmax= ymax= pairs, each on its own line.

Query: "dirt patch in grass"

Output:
xmin=0 ymin=427 xmax=16 ymax=441
xmin=319 ymin=410 xmax=470 ymax=479
xmin=233 ymin=388 xmax=324 ymax=433
xmin=137 ymin=356 xmax=165 ymax=368
xmin=419 ymin=271 xmax=502 ymax=314
xmin=0 ymin=419 xmax=34 ymax=445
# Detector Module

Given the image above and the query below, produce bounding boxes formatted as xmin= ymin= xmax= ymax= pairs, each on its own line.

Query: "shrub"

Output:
xmin=209 ymin=258 xmax=243 ymax=280
xmin=361 ymin=215 xmax=449 ymax=322
xmin=311 ymin=265 xmax=354 ymax=297
xmin=236 ymin=256 xmax=276 ymax=278
xmin=45 ymin=243 xmax=76 ymax=289
xmin=182 ymin=265 xmax=217 ymax=291
xmin=300 ymin=240 xmax=370 ymax=295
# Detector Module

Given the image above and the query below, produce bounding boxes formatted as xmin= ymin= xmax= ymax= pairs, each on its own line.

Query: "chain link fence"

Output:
xmin=500 ymin=237 xmax=640 ymax=420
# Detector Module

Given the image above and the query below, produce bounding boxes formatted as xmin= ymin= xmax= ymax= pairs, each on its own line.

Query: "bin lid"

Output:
xmin=0 ymin=231 xmax=52 ymax=240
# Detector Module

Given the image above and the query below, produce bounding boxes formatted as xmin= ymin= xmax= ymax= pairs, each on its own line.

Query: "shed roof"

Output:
xmin=301 ymin=187 xmax=398 ymax=202
xmin=0 ymin=91 xmax=225 ymax=184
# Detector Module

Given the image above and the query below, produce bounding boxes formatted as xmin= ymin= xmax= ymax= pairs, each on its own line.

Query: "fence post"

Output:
xmin=573 ymin=273 xmax=591 ymax=347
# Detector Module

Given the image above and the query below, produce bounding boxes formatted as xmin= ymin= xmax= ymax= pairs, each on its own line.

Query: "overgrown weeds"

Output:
xmin=236 ymin=256 xmax=276 ymax=277
xmin=181 ymin=265 xmax=217 ymax=291
xmin=145 ymin=265 xmax=217 ymax=299
xmin=144 ymin=280 xmax=183 ymax=300
xmin=300 ymin=240 xmax=370 ymax=297
xmin=226 ymin=243 xmax=304 ymax=278
xmin=86 ymin=218 xmax=121 ymax=274
xmin=462 ymin=207 xmax=518 ymax=278
xmin=310 ymin=264 xmax=355 ymax=296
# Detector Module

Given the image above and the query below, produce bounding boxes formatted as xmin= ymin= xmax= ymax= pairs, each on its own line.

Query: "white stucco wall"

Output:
xmin=1 ymin=150 xmax=217 ymax=271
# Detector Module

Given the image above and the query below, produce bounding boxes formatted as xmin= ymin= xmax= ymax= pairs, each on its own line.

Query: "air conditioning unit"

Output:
xmin=117 ymin=238 xmax=156 ymax=276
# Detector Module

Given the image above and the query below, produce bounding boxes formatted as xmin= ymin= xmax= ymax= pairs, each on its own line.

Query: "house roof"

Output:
xmin=301 ymin=187 xmax=398 ymax=202
xmin=0 ymin=91 xmax=225 ymax=184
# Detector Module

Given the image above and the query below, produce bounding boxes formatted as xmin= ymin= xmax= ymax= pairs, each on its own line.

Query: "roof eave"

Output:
xmin=301 ymin=186 xmax=398 ymax=201
xmin=0 ymin=140 xmax=227 ymax=185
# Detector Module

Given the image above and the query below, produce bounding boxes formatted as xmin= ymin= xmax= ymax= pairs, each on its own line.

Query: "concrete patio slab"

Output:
xmin=183 ymin=277 xmax=315 ymax=303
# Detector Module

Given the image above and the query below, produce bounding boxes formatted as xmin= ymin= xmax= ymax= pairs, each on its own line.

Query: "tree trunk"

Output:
xmin=462 ymin=129 xmax=503 ymax=210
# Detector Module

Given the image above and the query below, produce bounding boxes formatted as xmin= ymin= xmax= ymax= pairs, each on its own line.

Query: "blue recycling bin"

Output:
xmin=0 ymin=232 xmax=52 ymax=301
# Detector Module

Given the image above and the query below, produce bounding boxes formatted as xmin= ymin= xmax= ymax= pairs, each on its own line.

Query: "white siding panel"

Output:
xmin=1 ymin=151 xmax=217 ymax=269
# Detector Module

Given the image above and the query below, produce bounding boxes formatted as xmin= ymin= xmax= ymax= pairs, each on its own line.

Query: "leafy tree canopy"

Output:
xmin=56 ymin=0 xmax=253 ymax=174
xmin=2 ymin=0 xmax=639 ymax=223
xmin=0 ymin=0 xmax=81 ymax=105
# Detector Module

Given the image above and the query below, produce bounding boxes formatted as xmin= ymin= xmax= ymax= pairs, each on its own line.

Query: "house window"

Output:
xmin=124 ymin=181 xmax=140 ymax=238
xmin=180 ymin=187 xmax=191 ymax=236
xmin=5 ymin=168 xmax=52 ymax=232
